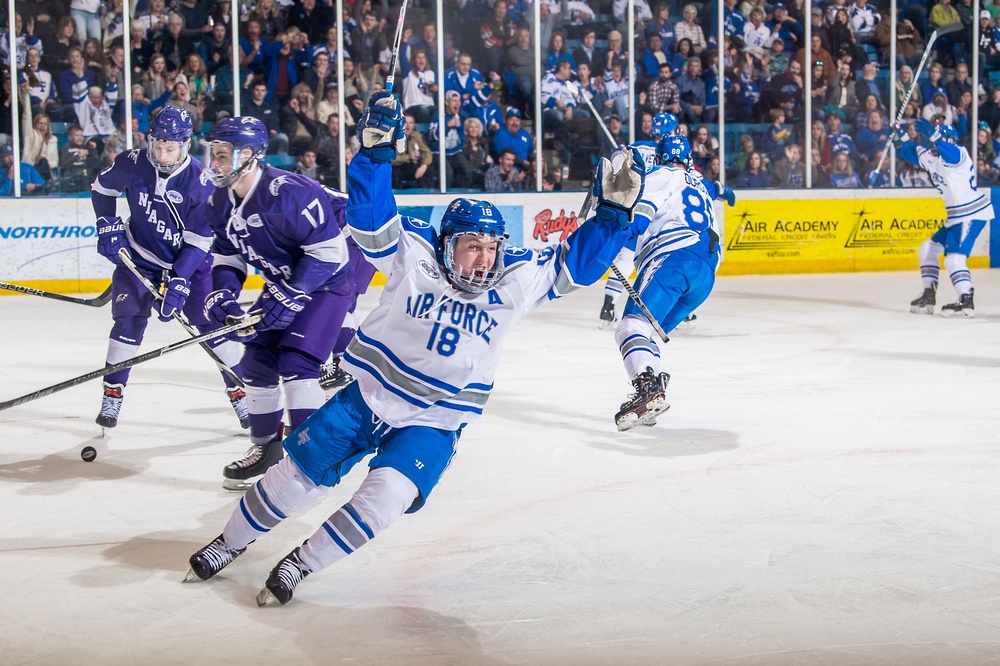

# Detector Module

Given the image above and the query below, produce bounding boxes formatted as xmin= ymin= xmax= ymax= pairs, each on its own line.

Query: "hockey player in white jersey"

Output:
xmin=599 ymin=112 xmax=679 ymax=328
xmin=898 ymin=120 xmax=991 ymax=317
xmin=613 ymin=135 xmax=735 ymax=431
xmin=185 ymin=91 xmax=647 ymax=606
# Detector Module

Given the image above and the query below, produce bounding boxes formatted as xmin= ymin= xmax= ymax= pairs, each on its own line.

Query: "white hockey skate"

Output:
xmin=95 ymin=382 xmax=124 ymax=437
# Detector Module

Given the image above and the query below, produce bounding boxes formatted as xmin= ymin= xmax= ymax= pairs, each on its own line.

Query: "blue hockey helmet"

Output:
xmin=651 ymin=112 xmax=679 ymax=138
xmin=938 ymin=124 xmax=958 ymax=142
xmin=439 ymin=198 xmax=508 ymax=293
xmin=203 ymin=116 xmax=269 ymax=187
xmin=657 ymin=134 xmax=692 ymax=168
xmin=147 ymin=106 xmax=193 ymax=174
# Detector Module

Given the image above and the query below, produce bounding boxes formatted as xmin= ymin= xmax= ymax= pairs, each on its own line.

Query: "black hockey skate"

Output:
xmin=599 ymin=295 xmax=617 ymax=330
xmin=615 ymin=367 xmax=671 ymax=432
xmin=227 ymin=387 xmax=251 ymax=429
xmin=319 ymin=357 xmax=354 ymax=393
xmin=222 ymin=433 xmax=285 ymax=492
xmin=95 ymin=382 xmax=124 ymax=432
xmin=184 ymin=534 xmax=247 ymax=582
xmin=941 ymin=289 xmax=974 ymax=318
xmin=675 ymin=313 xmax=698 ymax=330
xmin=909 ymin=287 xmax=936 ymax=315
xmin=256 ymin=547 xmax=311 ymax=606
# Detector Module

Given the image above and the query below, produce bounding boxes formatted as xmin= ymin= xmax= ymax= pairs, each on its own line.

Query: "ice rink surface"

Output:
xmin=1 ymin=271 xmax=999 ymax=666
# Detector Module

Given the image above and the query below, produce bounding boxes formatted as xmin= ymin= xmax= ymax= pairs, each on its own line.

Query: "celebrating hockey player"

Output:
xmin=612 ymin=135 xmax=735 ymax=431
xmin=90 ymin=107 xmax=248 ymax=432
xmin=185 ymin=91 xmax=647 ymax=606
xmin=898 ymin=120 xmax=991 ymax=317
xmin=198 ymin=116 xmax=357 ymax=491
xmin=599 ymin=111 xmax=678 ymax=329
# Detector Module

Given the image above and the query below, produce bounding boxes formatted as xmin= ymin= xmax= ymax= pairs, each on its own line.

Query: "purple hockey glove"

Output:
xmin=158 ymin=276 xmax=190 ymax=322
xmin=205 ymin=289 xmax=257 ymax=342
xmin=256 ymin=280 xmax=312 ymax=331
xmin=97 ymin=216 xmax=128 ymax=266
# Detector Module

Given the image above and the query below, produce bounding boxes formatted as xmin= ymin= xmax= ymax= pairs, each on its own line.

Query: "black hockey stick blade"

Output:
xmin=0 ymin=281 xmax=112 ymax=307
xmin=932 ymin=21 xmax=965 ymax=39
xmin=0 ymin=314 xmax=261 ymax=412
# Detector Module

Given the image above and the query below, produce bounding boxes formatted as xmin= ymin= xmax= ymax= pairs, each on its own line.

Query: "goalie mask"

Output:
xmin=439 ymin=198 xmax=508 ymax=294
xmin=203 ymin=116 xmax=269 ymax=188
xmin=147 ymin=107 xmax=193 ymax=174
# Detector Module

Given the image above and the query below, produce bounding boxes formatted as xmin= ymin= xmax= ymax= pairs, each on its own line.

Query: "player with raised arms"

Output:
xmin=599 ymin=111 xmax=678 ymax=328
xmin=898 ymin=120 xmax=991 ymax=317
xmin=612 ymin=134 xmax=735 ymax=431
xmin=198 ymin=116 xmax=357 ymax=491
xmin=90 ymin=107 xmax=248 ymax=432
xmin=184 ymin=90 xmax=647 ymax=606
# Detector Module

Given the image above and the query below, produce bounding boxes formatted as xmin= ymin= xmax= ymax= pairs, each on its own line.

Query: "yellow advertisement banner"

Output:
xmin=717 ymin=196 xmax=988 ymax=274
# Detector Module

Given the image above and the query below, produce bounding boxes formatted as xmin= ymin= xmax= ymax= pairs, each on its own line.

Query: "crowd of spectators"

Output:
xmin=1 ymin=0 xmax=999 ymax=195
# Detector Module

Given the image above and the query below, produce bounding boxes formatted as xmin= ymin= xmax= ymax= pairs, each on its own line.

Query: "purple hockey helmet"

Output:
xmin=203 ymin=116 xmax=269 ymax=187
xmin=147 ymin=106 xmax=193 ymax=173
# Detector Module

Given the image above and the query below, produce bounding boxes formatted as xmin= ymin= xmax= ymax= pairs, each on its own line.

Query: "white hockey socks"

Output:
xmin=944 ymin=253 xmax=973 ymax=296
xmin=297 ymin=467 xmax=418 ymax=574
xmin=222 ymin=456 xmax=327 ymax=550
xmin=615 ymin=314 xmax=661 ymax=379
xmin=918 ymin=238 xmax=944 ymax=290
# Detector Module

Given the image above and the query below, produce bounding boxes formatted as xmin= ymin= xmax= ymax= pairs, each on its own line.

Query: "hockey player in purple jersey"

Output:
xmin=91 ymin=107 xmax=248 ymax=432
xmin=184 ymin=92 xmax=647 ymax=606
xmin=198 ymin=116 xmax=356 ymax=491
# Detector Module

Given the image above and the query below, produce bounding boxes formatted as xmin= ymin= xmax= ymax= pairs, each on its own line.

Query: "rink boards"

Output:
xmin=0 ymin=189 xmax=995 ymax=294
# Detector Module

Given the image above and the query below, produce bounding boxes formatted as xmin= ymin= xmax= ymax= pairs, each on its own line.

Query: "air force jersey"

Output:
xmin=631 ymin=164 xmax=720 ymax=276
xmin=91 ymin=150 xmax=216 ymax=269
xmin=345 ymin=153 xmax=633 ymax=431
xmin=905 ymin=143 xmax=992 ymax=226
xmin=204 ymin=166 xmax=351 ymax=291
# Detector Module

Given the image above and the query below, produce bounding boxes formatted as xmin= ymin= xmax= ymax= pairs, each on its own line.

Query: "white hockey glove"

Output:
xmin=593 ymin=146 xmax=646 ymax=230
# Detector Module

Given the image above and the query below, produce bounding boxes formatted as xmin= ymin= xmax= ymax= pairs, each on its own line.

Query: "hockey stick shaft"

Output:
xmin=0 ymin=315 xmax=261 ymax=412
xmin=610 ymin=262 xmax=670 ymax=343
xmin=118 ymin=250 xmax=244 ymax=387
xmin=564 ymin=80 xmax=617 ymax=147
xmin=869 ymin=22 xmax=964 ymax=184
xmin=0 ymin=281 xmax=112 ymax=307
xmin=384 ymin=0 xmax=410 ymax=93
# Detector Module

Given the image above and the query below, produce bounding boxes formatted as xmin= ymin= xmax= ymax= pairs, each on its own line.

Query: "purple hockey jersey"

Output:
xmin=91 ymin=149 xmax=216 ymax=271
xmin=203 ymin=165 xmax=352 ymax=294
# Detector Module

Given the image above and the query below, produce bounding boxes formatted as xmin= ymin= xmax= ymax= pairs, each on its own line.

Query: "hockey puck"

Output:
xmin=80 ymin=446 xmax=97 ymax=463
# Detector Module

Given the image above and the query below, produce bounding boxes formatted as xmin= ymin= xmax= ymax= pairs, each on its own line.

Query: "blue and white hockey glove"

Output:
xmin=592 ymin=146 xmax=645 ymax=230
xmin=205 ymin=289 xmax=257 ymax=341
xmin=96 ymin=216 xmax=128 ymax=266
xmin=256 ymin=280 xmax=312 ymax=331
xmin=357 ymin=90 xmax=405 ymax=163
xmin=914 ymin=118 xmax=941 ymax=143
xmin=892 ymin=123 xmax=910 ymax=149
xmin=158 ymin=275 xmax=190 ymax=323
xmin=714 ymin=181 xmax=736 ymax=207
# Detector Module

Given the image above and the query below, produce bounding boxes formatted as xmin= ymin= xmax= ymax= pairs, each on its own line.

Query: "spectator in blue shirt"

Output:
xmin=492 ymin=106 xmax=533 ymax=170
xmin=0 ymin=143 xmax=45 ymax=195
xmin=641 ymin=29 xmax=669 ymax=80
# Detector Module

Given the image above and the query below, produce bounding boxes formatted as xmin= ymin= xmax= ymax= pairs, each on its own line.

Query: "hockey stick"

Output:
xmin=868 ymin=21 xmax=964 ymax=186
xmin=384 ymin=0 xmax=410 ymax=93
xmin=0 ymin=314 xmax=261 ymax=412
xmin=0 ymin=281 xmax=112 ymax=307
xmin=118 ymin=250 xmax=244 ymax=387
xmin=566 ymin=80 xmax=622 ymax=222
xmin=610 ymin=262 xmax=670 ymax=343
